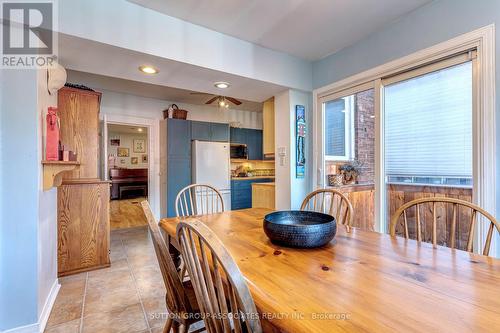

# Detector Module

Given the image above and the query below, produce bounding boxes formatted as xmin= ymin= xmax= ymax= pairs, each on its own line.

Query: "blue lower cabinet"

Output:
xmin=231 ymin=178 xmax=274 ymax=210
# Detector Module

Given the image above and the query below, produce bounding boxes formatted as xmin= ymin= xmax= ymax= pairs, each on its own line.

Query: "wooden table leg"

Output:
xmin=166 ymin=234 xmax=182 ymax=270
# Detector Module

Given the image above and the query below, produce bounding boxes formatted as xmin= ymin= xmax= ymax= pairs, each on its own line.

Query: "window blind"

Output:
xmin=384 ymin=61 xmax=472 ymax=178
xmin=325 ymin=99 xmax=346 ymax=156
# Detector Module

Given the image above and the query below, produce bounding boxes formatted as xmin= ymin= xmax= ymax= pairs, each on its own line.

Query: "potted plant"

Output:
xmin=339 ymin=160 xmax=363 ymax=184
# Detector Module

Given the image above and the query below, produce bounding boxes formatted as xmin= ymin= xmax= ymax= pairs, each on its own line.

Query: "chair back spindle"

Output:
xmin=390 ymin=197 xmax=500 ymax=255
xmin=176 ymin=184 xmax=225 ymax=217
xmin=177 ymin=219 xmax=262 ymax=333
xmin=300 ymin=189 xmax=354 ymax=227
xmin=141 ymin=201 xmax=200 ymax=332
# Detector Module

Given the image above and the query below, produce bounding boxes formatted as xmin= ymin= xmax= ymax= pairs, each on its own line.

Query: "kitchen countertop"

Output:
xmin=231 ymin=176 xmax=275 ymax=180
xmin=252 ymin=182 xmax=275 ymax=187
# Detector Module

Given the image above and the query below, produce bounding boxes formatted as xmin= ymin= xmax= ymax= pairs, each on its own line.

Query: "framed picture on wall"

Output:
xmin=131 ymin=157 xmax=138 ymax=165
xmin=142 ymin=154 xmax=148 ymax=163
xmin=296 ymin=105 xmax=306 ymax=179
xmin=110 ymin=138 xmax=120 ymax=146
xmin=133 ymin=139 xmax=146 ymax=153
xmin=117 ymin=147 xmax=129 ymax=157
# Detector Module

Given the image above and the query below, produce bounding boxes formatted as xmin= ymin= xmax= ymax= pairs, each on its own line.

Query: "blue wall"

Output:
xmin=0 ymin=69 xmax=40 ymax=330
xmin=313 ymin=0 xmax=500 ymax=219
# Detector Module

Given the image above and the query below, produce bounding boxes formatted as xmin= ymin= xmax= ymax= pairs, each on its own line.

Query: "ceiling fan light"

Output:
xmin=219 ymin=100 xmax=225 ymax=107
xmin=214 ymin=81 xmax=230 ymax=89
xmin=225 ymin=104 xmax=229 ymax=108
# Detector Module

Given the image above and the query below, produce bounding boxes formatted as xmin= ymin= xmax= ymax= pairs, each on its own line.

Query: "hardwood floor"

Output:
xmin=45 ymin=226 xmax=204 ymax=333
xmin=110 ymin=197 xmax=148 ymax=230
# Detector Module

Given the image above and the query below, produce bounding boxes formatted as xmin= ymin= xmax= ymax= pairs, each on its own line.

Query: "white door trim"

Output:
xmin=313 ymin=24 xmax=496 ymax=254
xmin=102 ymin=114 xmax=161 ymax=219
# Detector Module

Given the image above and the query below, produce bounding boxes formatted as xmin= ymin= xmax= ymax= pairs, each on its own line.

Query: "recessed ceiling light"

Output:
xmin=214 ymin=81 xmax=230 ymax=89
xmin=139 ymin=65 xmax=159 ymax=74
xmin=137 ymin=128 xmax=143 ymax=132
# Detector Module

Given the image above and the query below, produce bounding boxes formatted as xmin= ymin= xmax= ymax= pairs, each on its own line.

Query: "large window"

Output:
xmin=384 ymin=61 xmax=472 ymax=187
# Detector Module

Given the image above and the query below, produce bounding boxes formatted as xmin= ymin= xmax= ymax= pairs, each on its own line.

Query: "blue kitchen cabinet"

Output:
xmin=191 ymin=121 xmax=211 ymax=141
xmin=230 ymin=127 xmax=263 ymax=160
xmin=192 ymin=121 xmax=229 ymax=142
xmin=166 ymin=119 xmax=192 ymax=217
xmin=168 ymin=119 xmax=191 ymax=158
xmin=210 ymin=123 xmax=230 ymax=142
xmin=247 ymin=129 xmax=263 ymax=160
xmin=166 ymin=157 xmax=191 ymax=217
xmin=231 ymin=178 xmax=274 ymax=210
xmin=230 ymin=127 xmax=246 ymax=144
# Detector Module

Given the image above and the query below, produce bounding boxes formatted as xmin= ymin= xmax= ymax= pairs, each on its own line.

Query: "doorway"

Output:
xmin=106 ymin=123 xmax=150 ymax=229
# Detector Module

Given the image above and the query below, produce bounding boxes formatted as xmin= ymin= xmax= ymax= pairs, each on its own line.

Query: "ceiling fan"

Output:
xmin=190 ymin=92 xmax=242 ymax=108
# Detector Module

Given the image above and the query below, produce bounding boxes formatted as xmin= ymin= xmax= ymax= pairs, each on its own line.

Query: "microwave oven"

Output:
xmin=230 ymin=144 xmax=248 ymax=159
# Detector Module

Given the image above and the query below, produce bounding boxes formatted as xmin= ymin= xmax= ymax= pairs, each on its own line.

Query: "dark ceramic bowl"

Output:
xmin=263 ymin=211 xmax=336 ymax=248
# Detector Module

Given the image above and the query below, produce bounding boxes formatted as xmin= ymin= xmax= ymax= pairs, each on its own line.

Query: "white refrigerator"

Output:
xmin=192 ymin=140 xmax=231 ymax=210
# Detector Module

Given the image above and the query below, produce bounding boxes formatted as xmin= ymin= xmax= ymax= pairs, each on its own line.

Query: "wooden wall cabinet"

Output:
xmin=57 ymin=181 xmax=110 ymax=276
xmin=58 ymin=87 xmax=101 ymax=180
xmin=56 ymin=87 xmax=109 ymax=276
xmin=262 ymin=97 xmax=275 ymax=158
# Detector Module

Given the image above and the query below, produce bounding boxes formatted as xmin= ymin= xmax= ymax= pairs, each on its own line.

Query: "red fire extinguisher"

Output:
xmin=46 ymin=106 xmax=60 ymax=161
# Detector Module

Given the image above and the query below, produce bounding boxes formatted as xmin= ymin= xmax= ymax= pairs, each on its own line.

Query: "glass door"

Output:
xmin=321 ymin=85 xmax=375 ymax=230
xmin=383 ymin=57 xmax=474 ymax=249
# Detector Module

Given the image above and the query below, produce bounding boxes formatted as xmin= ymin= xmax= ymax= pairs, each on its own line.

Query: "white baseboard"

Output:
xmin=1 ymin=323 xmax=39 ymax=333
xmin=38 ymin=279 xmax=60 ymax=333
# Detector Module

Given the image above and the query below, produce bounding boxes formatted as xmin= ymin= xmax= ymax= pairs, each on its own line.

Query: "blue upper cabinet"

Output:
xmin=247 ymin=129 xmax=263 ymax=160
xmin=210 ymin=123 xmax=230 ymax=142
xmin=230 ymin=127 xmax=246 ymax=144
xmin=230 ymin=127 xmax=263 ymax=160
xmin=168 ymin=119 xmax=191 ymax=158
xmin=191 ymin=121 xmax=229 ymax=142
xmin=191 ymin=121 xmax=211 ymax=141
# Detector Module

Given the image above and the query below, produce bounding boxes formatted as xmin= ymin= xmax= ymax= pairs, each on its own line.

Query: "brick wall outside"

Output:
xmin=354 ymin=90 xmax=375 ymax=183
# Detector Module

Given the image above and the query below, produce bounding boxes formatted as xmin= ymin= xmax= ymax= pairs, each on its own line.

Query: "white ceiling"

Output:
xmin=58 ymin=34 xmax=287 ymax=103
xmin=128 ymin=0 xmax=432 ymax=60
xmin=66 ymin=70 xmax=264 ymax=112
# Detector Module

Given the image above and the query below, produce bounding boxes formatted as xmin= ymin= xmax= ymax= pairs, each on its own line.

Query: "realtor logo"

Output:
xmin=1 ymin=1 xmax=57 ymax=68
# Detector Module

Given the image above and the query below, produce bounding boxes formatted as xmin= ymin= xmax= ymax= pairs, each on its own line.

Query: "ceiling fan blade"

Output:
xmin=190 ymin=92 xmax=212 ymax=95
xmin=226 ymin=97 xmax=242 ymax=105
xmin=205 ymin=96 xmax=219 ymax=104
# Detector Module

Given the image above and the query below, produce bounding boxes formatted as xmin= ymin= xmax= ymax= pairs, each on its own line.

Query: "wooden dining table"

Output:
xmin=160 ymin=208 xmax=500 ymax=333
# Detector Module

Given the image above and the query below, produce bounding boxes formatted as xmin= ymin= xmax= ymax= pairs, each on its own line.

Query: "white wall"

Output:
xmin=274 ymin=91 xmax=292 ymax=210
xmin=275 ymin=90 xmax=313 ymax=210
xmin=108 ymin=131 xmax=148 ymax=169
xmin=100 ymin=89 xmax=263 ymax=129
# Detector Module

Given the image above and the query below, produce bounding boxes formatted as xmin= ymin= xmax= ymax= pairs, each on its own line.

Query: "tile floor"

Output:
xmin=44 ymin=226 xmax=193 ymax=333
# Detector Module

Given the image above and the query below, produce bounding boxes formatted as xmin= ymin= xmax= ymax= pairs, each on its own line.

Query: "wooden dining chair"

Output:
xmin=177 ymin=219 xmax=262 ymax=333
xmin=176 ymin=184 xmax=225 ymax=217
xmin=141 ymin=201 xmax=203 ymax=333
xmin=300 ymin=189 xmax=354 ymax=226
xmin=390 ymin=197 xmax=500 ymax=256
